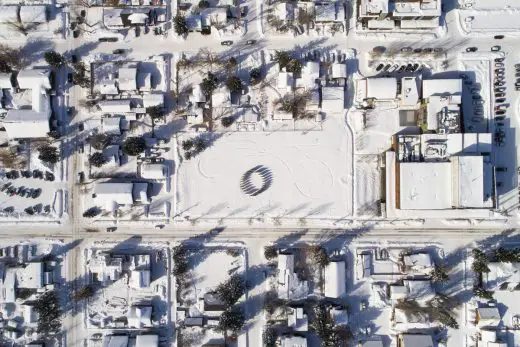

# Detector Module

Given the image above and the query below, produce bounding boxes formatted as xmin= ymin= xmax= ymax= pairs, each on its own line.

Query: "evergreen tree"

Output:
xmin=89 ymin=152 xmax=107 ymax=168
xmin=216 ymin=273 xmax=246 ymax=307
xmin=174 ymin=15 xmax=189 ymax=36
xmin=216 ymin=307 xmax=245 ymax=334
xmin=38 ymin=145 xmax=59 ymax=165
xmin=44 ymin=50 xmax=66 ymax=68
xmin=122 ymin=137 xmax=146 ymax=156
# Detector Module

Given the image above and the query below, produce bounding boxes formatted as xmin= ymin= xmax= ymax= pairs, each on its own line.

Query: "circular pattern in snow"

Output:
xmin=240 ymin=165 xmax=272 ymax=196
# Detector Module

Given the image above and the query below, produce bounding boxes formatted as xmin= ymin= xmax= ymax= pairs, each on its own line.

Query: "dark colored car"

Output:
xmin=376 ymin=63 xmax=384 ymax=71
xmin=496 ymin=110 xmax=506 ymax=115
xmin=221 ymin=40 xmax=233 ymax=46
xmin=383 ymin=64 xmax=391 ymax=71
xmin=466 ymin=47 xmax=478 ymax=52
xmin=245 ymin=40 xmax=256 ymax=45
xmin=494 ymin=35 xmax=505 ymax=39
xmin=112 ymin=49 xmax=125 ymax=54
xmin=398 ymin=65 xmax=406 ymax=73
xmin=496 ymin=98 xmax=506 ymax=103
xmin=423 ymin=48 xmax=433 ymax=53
xmin=495 ymin=115 xmax=506 ymax=121
xmin=496 ymin=167 xmax=507 ymax=172
xmin=68 ymin=73 xmax=73 ymax=83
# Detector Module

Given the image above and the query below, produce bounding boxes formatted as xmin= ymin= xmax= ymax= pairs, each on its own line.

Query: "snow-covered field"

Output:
xmin=175 ymin=115 xmax=353 ymax=223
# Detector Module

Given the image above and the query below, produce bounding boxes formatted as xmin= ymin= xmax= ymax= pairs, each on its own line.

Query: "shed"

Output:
xmin=281 ymin=336 xmax=307 ymax=347
xmin=287 ymin=307 xmax=308 ymax=332
xmin=324 ymin=260 xmax=346 ymax=298
xmin=278 ymin=253 xmax=295 ymax=272
xmin=128 ymin=12 xmax=149 ymax=25
xmin=184 ymin=317 xmax=203 ymax=326
xmin=136 ymin=335 xmax=158 ymax=347
xmin=360 ymin=341 xmax=384 ymax=347
xmin=20 ymin=5 xmax=47 ymax=23
xmin=0 ymin=6 xmax=19 ymax=24
xmin=302 ymin=61 xmax=320 ymax=86
xmin=137 ymin=72 xmax=152 ymax=91
xmin=130 ymin=269 xmax=151 ymax=288
xmin=203 ymin=292 xmax=227 ymax=311
xmin=140 ymin=163 xmax=167 ymax=179
xmin=403 ymin=253 xmax=433 ymax=273
xmin=190 ymin=85 xmax=206 ymax=103
xmin=278 ymin=71 xmax=294 ymax=90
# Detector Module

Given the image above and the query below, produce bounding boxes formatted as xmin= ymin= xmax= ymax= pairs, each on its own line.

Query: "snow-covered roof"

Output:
xmin=331 ymin=63 xmax=347 ymax=79
xmin=104 ymin=335 xmax=129 ymax=347
xmin=201 ymin=7 xmax=227 ymax=26
xmin=359 ymin=0 xmax=389 ymax=16
xmin=456 ymin=156 xmax=485 ymax=208
xmin=103 ymin=8 xmax=124 ymax=27
xmin=118 ymin=67 xmax=137 ymax=91
xmin=18 ymin=262 xmax=43 ymax=289
xmin=102 ymin=117 xmax=122 ymax=135
xmin=315 ymin=2 xmax=336 ymax=22
xmin=401 ymin=76 xmax=419 ymax=106
xmin=128 ymin=12 xmax=149 ymax=24
xmin=98 ymin=79 xmax=119 ymax=95
xmin=143 ymin=93 xmax=164 ymax=108
xmin=302 ymin=61 xmax=320 ymax=86
xmin=477 ymin=307 xmax=501 ymax=328
xmin=485 ymin=262 xmax=520 ymax=290
xmin=190 ymin=85 xmax=206 ymax=103
xmin=287 ymin=307 xmax=308 ymax=332
xmin=281 ymin=336 xmax=307 ymax=347
xmin=0 ymin=6 xmax=19 ymax=23
xmin=278 ymin=71 xmax=293 ymax=90
xmin=128 ymin=306 xmax=152 ymax=328
xmin=140 ymin=163 xmax=166 ymax=179
xmin=137 ymin=72 xmax=151 ymax=91
xmin=399 ymin=162 xmax=452 ymax=210
xmin=133 ymin=182 xmax=149 ymax=204
xmin=278 ymin=253 xmax=294 ymax=271
xmin=212 ymin=89 xmax=231 ymax=107
xmin=366 ymin=78 xmax=397 ymax=100
xmin=20 ymin=5 xmax=47 ymax=23
xmin=17 ymin=69 xmax=51 ymax=90
xmin=403 ymin=253 xmax=433 ymax=272
xmin=322 ymin=86 xmax=344 ymax=112
xmin=136 ymin=335 xmax=158 ymax=347
xmin=94 ymin=183 xmax=134 ymax=207
xmin=360 ymin=342 xmax=384 ymax=347
xmin=98 ymin=100 xmax=132 ymax=113
xmin=275 ymin=2 xmax=294 ymax=20
xmin=423 ymin=79 xmax=462 ymax=98
xmin=1 ymin=268 xmax=15 ymax=303
xmin=400 ymin=334 xmax=433 ymax=347
xmin=3 ymin=89 xmax=51 ymax=138
xmin=324 ymin=260 xmax=346 ymax=298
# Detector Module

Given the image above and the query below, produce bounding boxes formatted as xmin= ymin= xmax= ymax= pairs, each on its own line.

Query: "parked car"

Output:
xmin=472 ymin=94 xmax=481 ymax=100
xmin=495 ymin=92 xmax=505 ymax=98
xmin=496 ymin=110 xmax=506 ymax=115
xmin=491 ymin=45 xmax=501 ymax=51
xmin=400 ymin=47 xmax=412 ymax=53
xmin=245 ymin=40 xmax=256 ymax=45
xmin=388 ymin=64 xmax=399 ymax=72
xmin=112 ymin=49 xmax=125 ymax=54
xmin=106 ymin=227 xmax=117 ymax=232
xmin=383 ymin=64 xmax=391 ymax=71
xmin=411 ymin=63 xmax=419 ymax=71
xmin=495 ymin=68 xmax=505 ymax=73
xmin=495 ymin=57 xmax=505 ymax=63
xmin=496 ymin=167 xmax=507 ymax=172
xmin=433 ymin=48 xmax=443 ymax=53
xmin=496 ymin=98 xmax=506 ymax=103
xmin=67 ymin=73 xmax=73 ymax=83
xmin=495 ymin=62 xmax=504 ymax=68
xmin=397 ymin=65 xmax=406 ymax=73
xmin=376 ymin=63 xmax=384 ymax=71
xmin=423 ymin=48 xmax=433 ymax=53
xmin=78 ymin=172 xmax=85 ymax=183
xmin=494 ymin=35 xmax=505 ymax=39
xmin=221 ymin=40 xmax=233 ymax=46
xmin=495 ymin=87 xmax=506 ymax=93
xmin=466 ymin=47 xmax=478 ymax=52
xmin=516 ymin=81 xmax=520 ymax=87
xmin=495 ymin=81 xmax=506 ymax=86
xmin=495 ymin=116 xmax=506 ymax=121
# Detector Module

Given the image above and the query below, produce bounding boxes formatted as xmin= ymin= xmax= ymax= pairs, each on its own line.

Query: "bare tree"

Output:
xmin=6 ymin=21 xmax=37 ymax=36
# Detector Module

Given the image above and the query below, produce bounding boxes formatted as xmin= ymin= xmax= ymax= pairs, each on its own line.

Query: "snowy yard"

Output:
xmin=175 ymin=115 xmax=353 ymax=223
